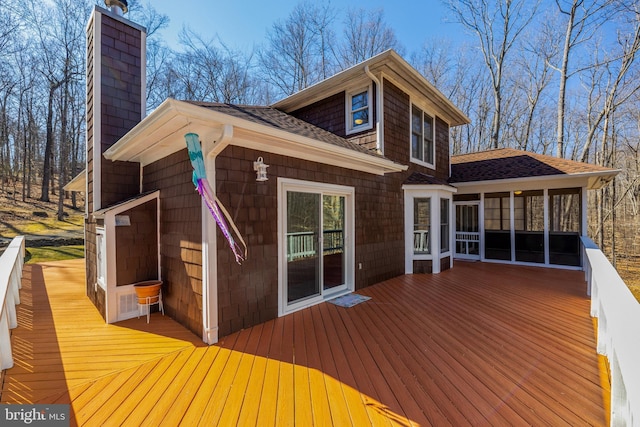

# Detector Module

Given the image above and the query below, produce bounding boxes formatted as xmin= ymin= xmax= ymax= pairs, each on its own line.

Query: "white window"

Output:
xmin=346 ymin=85 xmax=373 ymax=134
xmin=440 ymin=199 xmax=450 ymax=253
xmin=413 ymin=198 xmax=431 ymax=254
xmin=96 ymin=227 xmax=106 ymax=289
xmin=411 ymin=104 xmax=435 ymax=167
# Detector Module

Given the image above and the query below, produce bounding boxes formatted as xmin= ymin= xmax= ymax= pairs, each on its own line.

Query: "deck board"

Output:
xmin=1 ymin=259 xmax=609 ymax=426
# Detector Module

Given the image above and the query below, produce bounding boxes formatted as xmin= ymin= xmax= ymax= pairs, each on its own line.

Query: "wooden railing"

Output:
xmin=582 ymin=236 xmax=640 ymax=426
xmin=287 ymin=230 xmax=343 ymax=261
xmin=0 ymin=236 xmax=25 ymax=370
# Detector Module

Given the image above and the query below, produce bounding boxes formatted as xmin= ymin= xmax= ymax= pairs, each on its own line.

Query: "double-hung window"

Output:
xmin=346 ymin=85 xmax=373 ymax=134
xmin=411 ymin=105 xmax=435 ymax=167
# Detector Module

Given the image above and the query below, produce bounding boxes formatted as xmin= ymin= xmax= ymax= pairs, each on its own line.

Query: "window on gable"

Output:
xmin=346 ymin=86 xmax=373 ymax=134
xmin=411 ymin=105 xmax=435 ymax=166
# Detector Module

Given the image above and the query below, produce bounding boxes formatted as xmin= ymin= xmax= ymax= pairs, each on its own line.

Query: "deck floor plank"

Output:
xmin=2 ymin=259 xmax=609 ymax=426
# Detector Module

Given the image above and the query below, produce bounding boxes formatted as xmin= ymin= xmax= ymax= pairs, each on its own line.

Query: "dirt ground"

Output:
xmin=0 ymin=192 xmax=84 ymax=247
xmin=616 ymin=256 xmax=640 ymax=303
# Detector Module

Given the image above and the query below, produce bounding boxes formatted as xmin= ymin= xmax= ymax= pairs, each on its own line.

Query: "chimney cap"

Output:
xmin=104 ymin=0 xmax=128 ymax=14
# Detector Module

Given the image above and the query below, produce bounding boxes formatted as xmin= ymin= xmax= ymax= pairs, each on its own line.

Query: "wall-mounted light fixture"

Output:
xmin=253 ymin=157 xmax=269 ymax=182
xmin=514 ymin=190 xmax=523 ymax=195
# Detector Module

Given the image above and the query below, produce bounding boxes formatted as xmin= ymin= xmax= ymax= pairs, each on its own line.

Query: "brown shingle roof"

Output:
xmin=450 ymin=148 xmax=614 ymax=183
xmin=404 ymin=172 xmax=453 ymax=187
xmin=185 ymin=101 xmax=385 ymax=158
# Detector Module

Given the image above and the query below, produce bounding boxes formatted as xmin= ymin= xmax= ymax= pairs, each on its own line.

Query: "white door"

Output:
xmin=279 ymin=180 xmax=354 ymax=315
xmin=454 ymin=203 xmax=480 ymax=260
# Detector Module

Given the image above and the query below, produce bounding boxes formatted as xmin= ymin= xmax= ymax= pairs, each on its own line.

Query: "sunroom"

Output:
xmin=449 ymin=149 xmax=619 ymax=269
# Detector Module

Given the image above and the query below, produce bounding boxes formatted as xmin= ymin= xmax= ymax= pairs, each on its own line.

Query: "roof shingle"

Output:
xmin=185 ymin=101 xmax=384 ymax=158
xmin=450 ymin=148 xmax=614 ymax=183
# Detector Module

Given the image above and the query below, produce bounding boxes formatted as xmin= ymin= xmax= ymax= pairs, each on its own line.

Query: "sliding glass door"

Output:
xmin=286 ymin=191 xmax=321 ymax=303
xmin=281 ymin=180 xmax=353 ymax=314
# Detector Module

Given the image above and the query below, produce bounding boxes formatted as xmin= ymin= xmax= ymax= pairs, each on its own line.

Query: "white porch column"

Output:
xmin=543 ymin=189 xmax=550 ymax=265
xmin=431 ymin=195 xmax=441 ymax=274
xmin=509 ymin=192 xmax=515 ymax=262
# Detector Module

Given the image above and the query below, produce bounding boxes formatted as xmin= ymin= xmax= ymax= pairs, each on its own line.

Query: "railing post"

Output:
xmin=0 ymin=236 xmax=25 ymax=372
xmin=0 ymin=309 xmax=13 ymax=370
xmin=581 ymin=236 xmax=640 ymax=427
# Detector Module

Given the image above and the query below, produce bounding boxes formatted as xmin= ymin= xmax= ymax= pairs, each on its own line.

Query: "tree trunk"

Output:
xmin=556 ymin=2 xmax=577 ymax=158
xmin=41 ymin=83 xmax=56 ymax=202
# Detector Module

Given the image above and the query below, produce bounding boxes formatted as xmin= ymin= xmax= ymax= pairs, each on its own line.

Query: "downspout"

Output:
xmin=201 ymin=125 xmax=233 ymax=345
xmin=364 ymin=66 xmax=384 ymax=154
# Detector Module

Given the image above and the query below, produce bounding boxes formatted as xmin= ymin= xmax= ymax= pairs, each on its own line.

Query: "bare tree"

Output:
xmin=551 ymin=0 xmax=618 ymax=158
xmin=258 ymin=3 xmax=336 ymax=98
xmin=444 ymin=0 xmax=539 ymax=149
xmin=337 ymin=8 xmax=403 ymax=68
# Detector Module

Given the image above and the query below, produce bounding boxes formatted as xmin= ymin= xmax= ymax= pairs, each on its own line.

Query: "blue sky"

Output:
xmin=149 ymin=0 xmax=467 ymax=54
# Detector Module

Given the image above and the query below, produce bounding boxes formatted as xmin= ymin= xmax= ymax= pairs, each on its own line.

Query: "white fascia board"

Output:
xmin=452 ymin=170 xmax=620 ymax=193
xmin=93 ymin=190 xmax=160 ymax=219
xmin=104 ymin=99 xmax=407 ymax=175
xmin=401 ymin=184 xmax=457 ymax=193
xmin=64 ymin=169 xmax=87 ymax=192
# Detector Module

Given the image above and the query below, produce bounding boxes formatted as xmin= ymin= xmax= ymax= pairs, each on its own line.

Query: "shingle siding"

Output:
xmin=214 ymin=145 xmax=405 ymax=338
xmin=143 ymin=149 xmax=203 ymax=337
xmin=85 ymin=9 xmax=145 ymax=318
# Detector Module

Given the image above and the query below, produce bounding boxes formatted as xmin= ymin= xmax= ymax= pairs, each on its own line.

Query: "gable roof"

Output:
xmin=185 ymin=102 xmax=383 ymax=158
xmin=272 ymin=50 xmax=470 ymax=127
xmin=450 ymin=148 xmax=619 ymax=189
xmin=104 ymin=98 xmax=407 ymax=175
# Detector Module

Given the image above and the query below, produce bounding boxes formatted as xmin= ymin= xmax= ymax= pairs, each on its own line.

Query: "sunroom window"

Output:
xmin=440 ymin=199 xmax=450 ymax=252
xmin=411 ymin=105 xmax=434 ymax=166
xmin=346 ymin=86 xmax=372 ymax=134
xmin=414 ymin=198 xmax=431 ymax=254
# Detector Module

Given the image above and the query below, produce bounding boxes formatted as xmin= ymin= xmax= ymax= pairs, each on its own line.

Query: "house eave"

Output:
xmin=272 ymin=50 xmax=471 ymax=127
xmin=104 ymin=99 xmax=407 ymax=175
xmin=401 ymin=184 xmax=457 ymax=193
xmin=451 ymin=169 xmax=621 ymax=191
xmin=93 ymin=190 xmax=160 ymax=220
xmin=63 ymin=169 xmax=87 ymax=192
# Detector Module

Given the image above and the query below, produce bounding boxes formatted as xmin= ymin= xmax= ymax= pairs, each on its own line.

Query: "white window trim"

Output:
xmin=345 ymin=84 xmax=373 ymax=135
xmin=410 ymin=102 xmax=436 ymax=169
xmin=96 ymin=227 xmax=106 ymax=290
xmin=403 ymin=186 xmax=456 ymax=274
xmin=278 ymin=178 xmax=355 ymax=316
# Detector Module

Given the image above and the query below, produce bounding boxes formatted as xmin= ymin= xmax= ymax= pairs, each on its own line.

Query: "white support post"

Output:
xmin=0 ymin=310 xmax=13 ymax=370
xmin=543 ymin=189 xmax=549 ymax=265
xmin=0 ymin=236 xmax=25 ymax=371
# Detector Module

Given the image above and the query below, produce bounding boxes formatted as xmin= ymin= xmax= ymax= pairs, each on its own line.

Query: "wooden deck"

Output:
xmin=1 ymin=259 xmax=609 ymax=426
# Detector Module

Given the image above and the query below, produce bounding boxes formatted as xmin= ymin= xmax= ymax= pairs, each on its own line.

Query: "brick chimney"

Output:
xmin=85 ymin=2 xmax=146 ymax=316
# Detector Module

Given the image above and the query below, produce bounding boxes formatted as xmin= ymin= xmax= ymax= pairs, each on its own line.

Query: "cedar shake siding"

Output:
xmin=382 ymin=79 xmax=410 ymax=164
xmin=114 ymin=199 xmax=158 ymax=286
xmin=288 ymin=87 xmax=379 ymax=152
xmin=435 ymin=116 xmax=449 ymax=181
xmin=289 ymin=92 xmax=346 ymax=136
xmin=383 ymin=78 xmax=450 ymax=180
xmin=85 ymin=8 xmax=145 ymax=315
xmin=85 ymin=15 xmax=102 ymax=315
xmin=99 ymin=13 xmax=143 ymax=208
xmin=215 ymin=145 xmax=405 ymax=337
xmin=143 ymin=149 xmax=203 ymax=337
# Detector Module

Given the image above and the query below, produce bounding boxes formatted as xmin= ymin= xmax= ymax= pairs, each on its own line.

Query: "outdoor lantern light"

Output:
xmin=253 ymin=157 xmax=269 ymax=182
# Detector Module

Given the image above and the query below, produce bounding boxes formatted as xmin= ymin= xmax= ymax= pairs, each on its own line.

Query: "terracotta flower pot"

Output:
xmin=133 ymin=280 xmax=162 ymax=304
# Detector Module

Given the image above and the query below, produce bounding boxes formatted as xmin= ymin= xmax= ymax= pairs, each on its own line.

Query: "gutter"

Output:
xmin=364 ymin=65 xmax=383 ymax=154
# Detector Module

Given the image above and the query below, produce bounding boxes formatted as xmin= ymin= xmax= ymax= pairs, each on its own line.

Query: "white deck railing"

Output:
xmin=287 ymin=230 xmax=343 ymax=262
xmin=0 ymin=236 xmax=25 ymax=370
xmin=582 ymin=236 xmax=640 ymax=426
